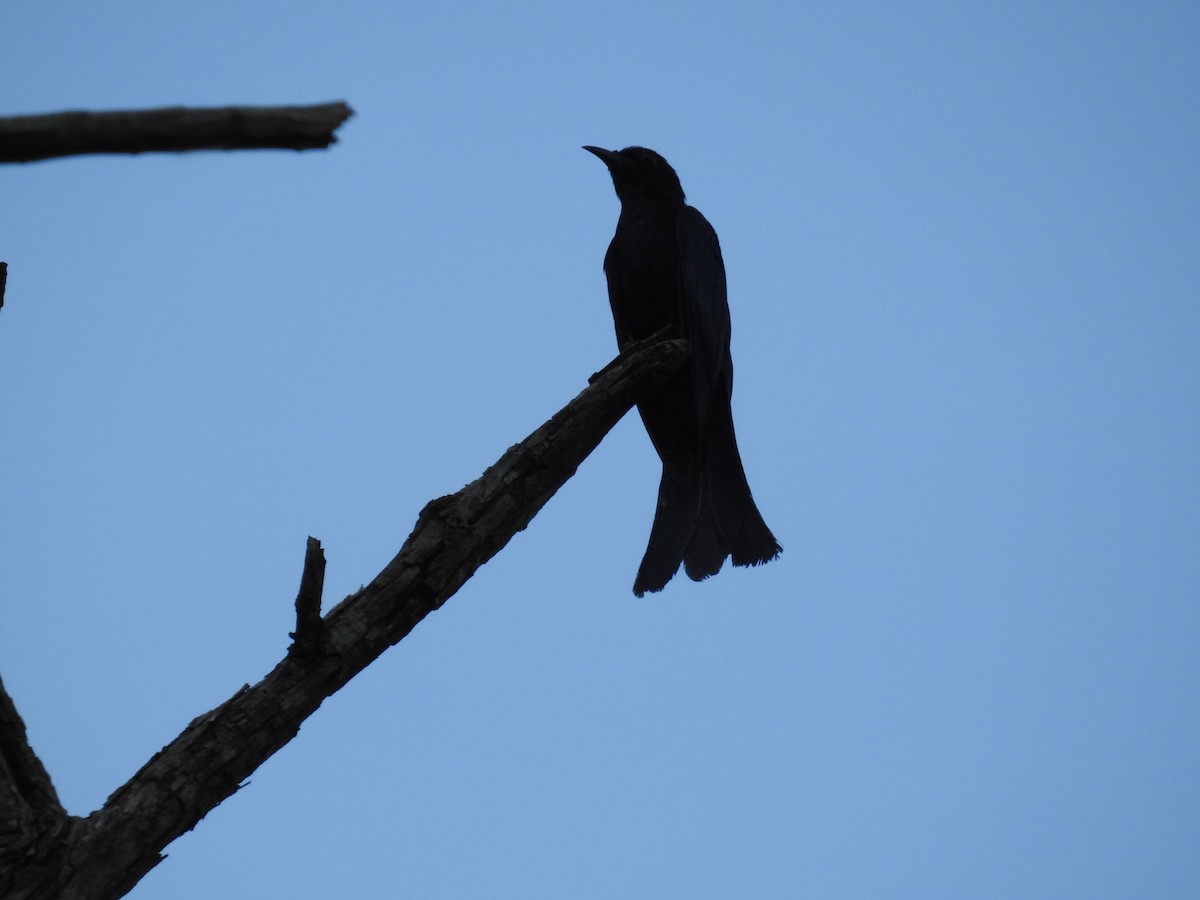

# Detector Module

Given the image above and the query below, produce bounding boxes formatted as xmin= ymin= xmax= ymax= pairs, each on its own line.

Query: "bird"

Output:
xmin=583 ymin=145 xmax=781 ymax=595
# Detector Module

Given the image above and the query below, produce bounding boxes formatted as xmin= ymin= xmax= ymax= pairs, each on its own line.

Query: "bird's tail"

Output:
xmin=705 ymin=403 xmax=782 ymax=568
xmin=633 ymin=464 xmax=701 ymax=596
xmin=633 ymin=407 xmax=779 ymax=595
xmin=683 ymin=471 xmax=729 ymax=582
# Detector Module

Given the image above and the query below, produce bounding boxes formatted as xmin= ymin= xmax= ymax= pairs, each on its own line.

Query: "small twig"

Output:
xmin=0 ymin=261 xmax=7 ymax=312
xmin=289 ymin=537 xmax=326 ymax=654
xmin=0 ymin=102 xmax=355 ymax=164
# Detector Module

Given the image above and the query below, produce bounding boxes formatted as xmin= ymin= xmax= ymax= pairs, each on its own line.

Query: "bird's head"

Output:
xmin=583 ymin=145 xmax=686 ymax=206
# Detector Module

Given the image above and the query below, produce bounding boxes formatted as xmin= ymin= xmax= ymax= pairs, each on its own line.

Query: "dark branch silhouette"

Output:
xmin=0 ymin=335 xmax=688 ymax=900
xmin=0 ymin=673 xmax=70 ymax=898
xmin=0 ymin=103 xmax=354 ymax=164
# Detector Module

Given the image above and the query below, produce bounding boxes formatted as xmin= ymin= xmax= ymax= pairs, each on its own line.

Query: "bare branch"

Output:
xmin=588 ymin=324 xmax=679 ymax=383
xmin=0 ymin=674 xmax=75 ymax=900
xmin=0 ymin=674 xmax=66 ymax=822
xmin=0 ymin=103 xmax=354 ymax=164
xmin=10 ymin=337 xmax=686 ymax=900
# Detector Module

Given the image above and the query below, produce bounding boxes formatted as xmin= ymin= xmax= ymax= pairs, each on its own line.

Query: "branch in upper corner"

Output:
xmin=0 ymin=102 xmax=355 ymax=164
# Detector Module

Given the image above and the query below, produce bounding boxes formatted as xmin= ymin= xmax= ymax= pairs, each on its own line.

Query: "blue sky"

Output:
xmin=2 ymin=2 xmax=1198 ymax=897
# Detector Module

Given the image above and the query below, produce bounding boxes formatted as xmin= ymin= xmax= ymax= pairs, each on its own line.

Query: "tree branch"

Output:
xmin=7 ymin=336 xmax=687 ymax=900
xmin=0 ymin=103 xmax=354 ymax=164
xmin=0 ymin=674 xmax=75 ymax=900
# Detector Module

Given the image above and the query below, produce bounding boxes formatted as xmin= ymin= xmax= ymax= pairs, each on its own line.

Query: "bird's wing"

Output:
xmin=675 ymin=205 xmax=732 ymax=418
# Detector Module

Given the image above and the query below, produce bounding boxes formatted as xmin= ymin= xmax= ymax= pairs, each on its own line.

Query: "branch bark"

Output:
xmin=0 ymin=674 xmax=74 ymax=900
xmin=0 ymin=103 xmax=354 ymax=164
xmin=1 ymin=335 xmax=688 ymax=900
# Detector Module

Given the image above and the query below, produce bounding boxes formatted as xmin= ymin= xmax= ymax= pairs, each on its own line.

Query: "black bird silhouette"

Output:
xmin=584 ymin=145 xmax=781 ymax=595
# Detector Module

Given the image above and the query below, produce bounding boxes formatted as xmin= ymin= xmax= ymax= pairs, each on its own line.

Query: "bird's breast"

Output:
xmin=606 ymin=207 xmax=682 ymax=340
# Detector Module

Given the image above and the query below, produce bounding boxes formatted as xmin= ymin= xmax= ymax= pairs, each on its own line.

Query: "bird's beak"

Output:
xmin=583 ymin=145 xmax=617 ymax=166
